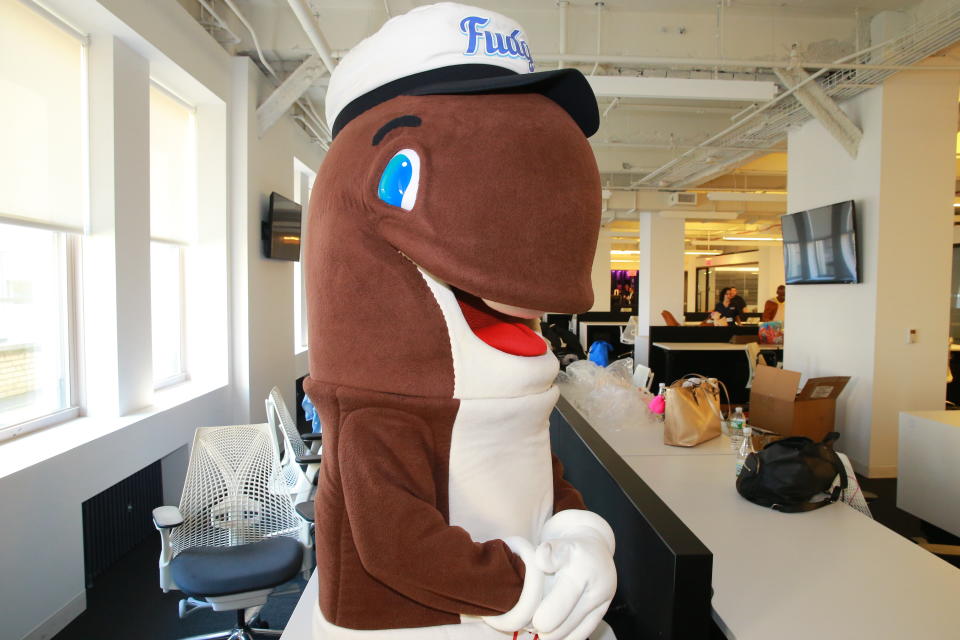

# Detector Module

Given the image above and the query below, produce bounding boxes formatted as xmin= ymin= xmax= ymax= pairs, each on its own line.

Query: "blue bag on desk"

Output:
xmin=736 ymin=432 xmax=847 ymax=513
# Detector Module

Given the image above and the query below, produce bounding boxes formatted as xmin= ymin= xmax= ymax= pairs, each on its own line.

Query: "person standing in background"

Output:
xmin=762 ymin=285 xmax=786 ymax=322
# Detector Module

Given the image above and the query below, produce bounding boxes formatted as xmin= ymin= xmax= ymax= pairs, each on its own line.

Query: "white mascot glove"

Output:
xmin=531 ymin=510 xmax=616 ymax=640
xmin=482 ymin=537 xmax=545 ymax=633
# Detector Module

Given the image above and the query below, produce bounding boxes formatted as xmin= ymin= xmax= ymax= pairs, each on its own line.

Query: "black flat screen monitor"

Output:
xmin=262 ymin=192 xmax=302 ymax=261
xmin=781 ymin=200 xmax=858 ymax=284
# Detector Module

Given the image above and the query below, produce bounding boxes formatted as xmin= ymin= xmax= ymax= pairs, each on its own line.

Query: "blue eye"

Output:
xmin=377 ymin=149 xmax=420 ymax=211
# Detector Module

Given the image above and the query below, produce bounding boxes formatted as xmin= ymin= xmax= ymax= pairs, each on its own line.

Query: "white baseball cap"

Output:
xmin=325 ymin=2 xmax=598 ymax=139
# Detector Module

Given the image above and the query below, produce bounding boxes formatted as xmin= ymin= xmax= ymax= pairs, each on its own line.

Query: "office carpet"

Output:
xmin=53 ymin=477 xmax=958 ymax=640
xmin=53 ymin=535 xmax=307 ymax=640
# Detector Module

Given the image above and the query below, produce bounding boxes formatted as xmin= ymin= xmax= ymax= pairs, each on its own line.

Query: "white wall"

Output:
xmin=786 ymin=64 xmax=959 ymax=476
xmin=232 ymin=61 xmax=325 ymax=423
xmin=0 ymin=1 xmax=325 ymax=638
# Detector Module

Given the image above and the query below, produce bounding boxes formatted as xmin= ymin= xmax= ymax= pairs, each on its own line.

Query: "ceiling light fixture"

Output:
xmin=721 ymin=236 xmax=781 ymax=241
xmin=685 ymin=250 xmax=722 ymax=255
xmin=707 ymin=192 xmax=788 ymax=202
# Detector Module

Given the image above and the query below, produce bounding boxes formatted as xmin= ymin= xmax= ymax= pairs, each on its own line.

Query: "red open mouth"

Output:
xmin=453 ymin=289 xmax=548 ymax=357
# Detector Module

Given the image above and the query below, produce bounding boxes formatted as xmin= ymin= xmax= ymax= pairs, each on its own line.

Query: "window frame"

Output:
xmin=148 ymin=79 xmax=196 ymax=390
xmin=0 ymin=228 xmax=82 ymax=442
xmin=150 ymin=238 xmax=189 ymax=390
xmin=0 ymin=2 xmax=87 ymax=441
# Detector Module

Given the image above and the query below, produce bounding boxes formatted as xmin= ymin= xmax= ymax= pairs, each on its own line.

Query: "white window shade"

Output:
xmin=0 ymin=1 xmax=85 ymax=232
xmin=149 ymin=84 xmax=197 ymax=244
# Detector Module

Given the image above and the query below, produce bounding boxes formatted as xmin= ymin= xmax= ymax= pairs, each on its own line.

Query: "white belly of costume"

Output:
xmin=447 ymin=386 xmax=558 ymax=543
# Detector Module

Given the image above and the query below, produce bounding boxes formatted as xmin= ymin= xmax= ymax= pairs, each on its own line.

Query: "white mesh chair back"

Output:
xmin=835 ymin=452 xmax=873 ymax=519
xmin=170 ymin=424 xmax=307 ymax=558
xmin=632 ymin=363 xmax=654 ymax=391
xmin=265 ymin=387 xmax=313 ymax=501
xmin=266 ymin=387 xmax=309 ymax=462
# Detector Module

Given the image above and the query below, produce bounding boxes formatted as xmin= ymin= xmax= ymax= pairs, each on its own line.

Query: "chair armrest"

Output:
xmin=295 ymin=453 xmax=323 ymax=465
xmin=152 ymin=505 xmax=184 ymax=529
xmin=301 ymin=432 xmax=322 ymax=442
xmin=295 ymin=501 xmax=315 ymax=523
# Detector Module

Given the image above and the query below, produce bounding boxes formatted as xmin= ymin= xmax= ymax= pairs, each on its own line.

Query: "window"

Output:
xmin=0 ymin=224 xmax=76 ymax=430
xmin=0 ymin=0 xmax=85 ymax=434
xmin=149 ymin=83 xmax=196 ymax=387
xmin=293 ymin=159 xmax=316 ymax=353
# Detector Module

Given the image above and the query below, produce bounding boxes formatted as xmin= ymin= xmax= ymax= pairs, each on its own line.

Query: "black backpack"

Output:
xmin=736 ymin=432 xmax=847 ymax=513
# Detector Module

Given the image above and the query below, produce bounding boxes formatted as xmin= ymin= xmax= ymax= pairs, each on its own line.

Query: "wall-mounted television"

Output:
xmin=781 ymin=200 xmax=859 ymax=284
xmin=262 ymin=192 xmax=302 ymax=261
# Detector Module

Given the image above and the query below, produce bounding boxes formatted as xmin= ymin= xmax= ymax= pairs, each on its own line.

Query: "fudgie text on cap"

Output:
xmin=459 ymin=16 xmax=534 ymax=72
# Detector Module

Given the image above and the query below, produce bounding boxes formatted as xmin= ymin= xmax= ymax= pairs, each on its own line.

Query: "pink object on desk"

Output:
xmin=648 ymin=394 xmax=666 ymax=414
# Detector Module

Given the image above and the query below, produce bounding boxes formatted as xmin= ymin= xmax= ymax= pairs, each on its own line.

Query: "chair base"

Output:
xmin=180 ymin=610 xmax=284 ymax=640
xmin=179 ymin=628 xmax=282 ymax=640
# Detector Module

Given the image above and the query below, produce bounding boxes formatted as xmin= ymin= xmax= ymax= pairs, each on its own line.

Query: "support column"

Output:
xmin=84 ymin=35 xmax=153 ymax=416
xmin=634 ymin=212 xmax=685 ymax=365
xmin=786 ymin=63 xmax=959 ymax=477
xmin=589 ymin=231 xmax=612 ymax=312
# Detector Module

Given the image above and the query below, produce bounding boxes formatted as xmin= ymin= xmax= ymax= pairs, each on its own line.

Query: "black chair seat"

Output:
xmin=171 ymin=536 xmax=303 ymax=597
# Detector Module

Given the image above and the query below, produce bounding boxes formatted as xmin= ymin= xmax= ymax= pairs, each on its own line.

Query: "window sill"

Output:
xmin=0 ymin=379 xmax=227 ymax=481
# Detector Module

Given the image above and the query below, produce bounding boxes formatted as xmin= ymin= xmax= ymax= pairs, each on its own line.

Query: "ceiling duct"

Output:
xmin=634 ymin=3 xmax=960 ymax=188
xmin=667 ymin=192 xmax=698 ymax=207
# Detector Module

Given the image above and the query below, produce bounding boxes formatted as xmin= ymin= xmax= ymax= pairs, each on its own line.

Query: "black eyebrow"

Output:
xmin=372 ymin=115 xmax=422 ymax=146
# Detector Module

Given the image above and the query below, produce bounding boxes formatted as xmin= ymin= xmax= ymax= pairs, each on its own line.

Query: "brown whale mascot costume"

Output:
xmin=303 ymin=3 xmax=616 ymax=639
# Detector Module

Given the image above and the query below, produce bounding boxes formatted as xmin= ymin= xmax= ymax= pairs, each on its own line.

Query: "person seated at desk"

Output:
xmin=762 ymin=284 xmax=786 ymax=322
xmin=700 ymin=310 xmax=729 ymax=326
xmin=714 ymin=287 xmax=746 ymax=323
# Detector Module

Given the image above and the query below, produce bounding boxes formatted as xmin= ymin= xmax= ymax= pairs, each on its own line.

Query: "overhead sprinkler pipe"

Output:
xmin=221 ymin=0 xmax=278 ymax=78
xmin=196 ymin=0 xmax=242 ymax=44
xmin=556 ymin=1 xmax=568 ymax=70
xmin=590 ymin=2 xmax=604 ymax=76
xmin=287 ymin=0 xmax=337 ymax=74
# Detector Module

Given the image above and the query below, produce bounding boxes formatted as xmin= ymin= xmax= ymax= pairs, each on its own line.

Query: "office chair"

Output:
xmin=632 ymin=363 xmax=655 ymax=392
xmin=661 ymin=310 xmax=680 ymax=326
xmin=152 ymin=423 xmax=310 ymax=640
xmin=266 ymin=386 xmax=321 ymax=507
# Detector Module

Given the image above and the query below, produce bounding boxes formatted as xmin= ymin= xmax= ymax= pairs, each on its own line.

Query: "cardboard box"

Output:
xmin=748 ymin=364 xmax=850 ymax=441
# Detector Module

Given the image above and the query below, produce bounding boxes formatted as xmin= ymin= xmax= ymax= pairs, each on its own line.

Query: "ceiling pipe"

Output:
xmin=602 ymin=97 xmax=619 ymax=119
xmin=294 ymin=115 xmax=330 ymax=150
xmin=286 ymin=0 xmax=337 ymax=75
xmin=221 ymin=0 xmax=278 ymax=78
xmin=533 ymin=53 xmax=960 ymax=72
xmin=196 ymin=0 xmax=242 ymax=44
xmin=590 ymin=2 xmax=604 ymax=76
xmin=636 ymin=29 xmax=922 ymax=187
xmin=556 ymin=1 xmax=568 ymax=70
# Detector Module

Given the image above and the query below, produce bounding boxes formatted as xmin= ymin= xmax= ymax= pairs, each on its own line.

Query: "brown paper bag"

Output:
xmin=664 ymin=374 xmax=727 ymax=447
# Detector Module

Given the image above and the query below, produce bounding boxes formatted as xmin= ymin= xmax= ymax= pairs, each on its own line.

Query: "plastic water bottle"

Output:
xmin=735 ymin=426 xmax=756 ymax=476
xmin=728 ymin=406 xmax=746 ymax=451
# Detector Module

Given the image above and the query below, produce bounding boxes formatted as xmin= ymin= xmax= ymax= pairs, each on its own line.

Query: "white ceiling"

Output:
xmin=180 ymin=0 xmax=957 ymax=251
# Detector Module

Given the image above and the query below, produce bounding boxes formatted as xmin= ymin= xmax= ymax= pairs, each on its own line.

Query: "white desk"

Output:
xmin=652 ymin=341 xmax=749 ymax=351
xmin=281 ymin=571 xmax=316 ymax=639
xmin=898 ymin=410 xmax=960 ymax=538
xmin=590 ymin=419 xmax=733 ymax=457
xmin=622 ymin=453 xmax=960 ymax=639
xmin=278 ymin=403 xmax=960 ymax=640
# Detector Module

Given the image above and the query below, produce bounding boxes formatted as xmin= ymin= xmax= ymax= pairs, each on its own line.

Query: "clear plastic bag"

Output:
xmin=557 ymin=359 xmax=662 ymax=432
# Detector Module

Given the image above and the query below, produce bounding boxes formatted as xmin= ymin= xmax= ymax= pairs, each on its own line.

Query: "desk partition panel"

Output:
xmin=549 ymin=396 xmax=717 ymax=639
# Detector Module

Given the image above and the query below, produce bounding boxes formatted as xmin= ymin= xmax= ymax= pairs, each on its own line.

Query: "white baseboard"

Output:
xmin=22 ymin=591 xmax=86 ymax=640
